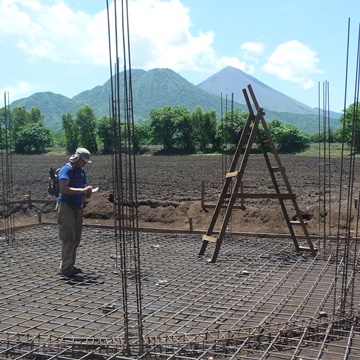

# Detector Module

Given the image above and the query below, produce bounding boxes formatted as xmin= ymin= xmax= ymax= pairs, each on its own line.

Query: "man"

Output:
xmin=57 ymin=148 xmax=93 ymax=278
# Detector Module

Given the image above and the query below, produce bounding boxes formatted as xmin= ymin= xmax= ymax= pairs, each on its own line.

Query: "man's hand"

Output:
xmin=83 ymin=185 xmax=93 ymax=198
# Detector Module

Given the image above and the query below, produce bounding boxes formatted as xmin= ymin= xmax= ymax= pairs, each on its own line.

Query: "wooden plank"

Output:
xmin=202 ymin=235 xmax=217 ymax=243
xmin=229 ymin=193 xmax=296 ymax=200
xmin=290 ymin=220 xmax=308 ymax=225
xmin=203 ymin=204 xmax=247 ymax=210
xmin=298 ymin=245 xmax=317 ymax=252
xmin=0 ymin=199 xmax=55 ymax=206
xmin=225 ymin=171 xmax=238 ymax=178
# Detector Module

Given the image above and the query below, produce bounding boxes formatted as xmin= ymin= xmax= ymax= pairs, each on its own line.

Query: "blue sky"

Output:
xmin=0 ymin=0 xmax=359 ymax=113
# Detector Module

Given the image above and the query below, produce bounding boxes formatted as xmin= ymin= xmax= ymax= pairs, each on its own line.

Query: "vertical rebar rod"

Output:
xmin=347 ymin=23 xmax=360 ymax=317
xmin=337 ymin=20 xmax=360 ymax=317
xmin=319 ymin=80 xmax=331 ymax=251
xmin=322 ymin=81 xmax=327 ymax=251
xmin=326 ymin=81 xmax=332 ymax=243
xmin=1 ymin=92 xmax=15 ymax=243
xmin=220 ymin=93 xmax=225 ymax=177
xmin=123 ymin=0 xmax=143 ymax=351
xmin=317 ymin=81 xmax=322 ymax=245
xmin=106 ymin=0 xmax=143 ymax=356
xmin=335 ymin=17 xmax=351 ymax=317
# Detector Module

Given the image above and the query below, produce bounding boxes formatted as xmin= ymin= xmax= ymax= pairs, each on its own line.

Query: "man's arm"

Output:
xmin=59 ymin=178 xmax=92 ymax=195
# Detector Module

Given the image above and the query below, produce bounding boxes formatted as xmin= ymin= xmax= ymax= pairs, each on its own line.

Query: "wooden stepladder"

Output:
xmin=199 ymin=84 xmax=317 ymax=263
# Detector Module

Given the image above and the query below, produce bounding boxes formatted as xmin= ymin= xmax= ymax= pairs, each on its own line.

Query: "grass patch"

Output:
xmin=296 ymin=143 xmax=352 ymax=157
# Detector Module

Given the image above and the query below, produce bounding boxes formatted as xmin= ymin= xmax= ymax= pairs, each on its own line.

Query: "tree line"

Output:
xmin=0 ymin=102 xmax=359 ymax=155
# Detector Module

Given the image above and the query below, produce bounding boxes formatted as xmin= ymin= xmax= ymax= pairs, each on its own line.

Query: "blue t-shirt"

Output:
xmin=57 ymin=162 xmax=88 ymax=208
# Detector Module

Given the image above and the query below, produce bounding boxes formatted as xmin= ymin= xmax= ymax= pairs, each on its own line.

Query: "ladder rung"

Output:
xmin=290 ymin=220 xmax=308 ymax=225
xmin=271 ymin=167 xmax=282 ymax=172
xmin=233 ymin=193 xmax=296 ymax=200
xmin=203 ymin=235 xmax=217 ymax=243
xmin=226 ymin=171 xmax=238 ymax=178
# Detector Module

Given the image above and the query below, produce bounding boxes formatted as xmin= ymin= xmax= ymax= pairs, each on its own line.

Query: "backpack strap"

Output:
xmin=64 ymin=162 xmax=84 ymax=184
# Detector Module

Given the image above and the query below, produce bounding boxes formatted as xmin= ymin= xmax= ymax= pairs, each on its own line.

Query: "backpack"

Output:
xmin=47 ymin=163 xmax=74 ymax=197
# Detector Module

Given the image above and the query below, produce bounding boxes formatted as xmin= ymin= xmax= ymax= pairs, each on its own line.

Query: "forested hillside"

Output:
xmin=10 ymin=67 xmax=341 ymax=133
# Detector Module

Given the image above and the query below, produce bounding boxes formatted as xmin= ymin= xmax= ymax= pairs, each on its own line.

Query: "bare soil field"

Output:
xmin=0 ymin=153 xmax=358 ymax=235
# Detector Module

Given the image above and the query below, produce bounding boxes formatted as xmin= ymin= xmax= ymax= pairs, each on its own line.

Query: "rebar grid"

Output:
xmin=1 ymin=225 xmax=359 ymax=359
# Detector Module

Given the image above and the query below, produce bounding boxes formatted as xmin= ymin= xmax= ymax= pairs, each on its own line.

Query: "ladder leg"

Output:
xmin=199 ymin=240 xmax=208 ymax=256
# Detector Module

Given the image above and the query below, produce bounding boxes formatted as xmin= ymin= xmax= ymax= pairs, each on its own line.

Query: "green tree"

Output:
xmin=173 ymin=107 xmax=194 ymax=151
xmin=192 ymin=106 xmax=217 ymax=151
xmin=51 ymin=130 xmax=66 ymax=149
xmin=62 ymin=112 xmax=78 ymax=153
xmin=28 ymin=107 xmax=44 ymax=124
xmin=309 ymin=127 xmax=338 ymax=143
xmin=133 ymin=121 xmax=151 ymax=153
xmin=268 ymin=119 xmax=310 ymax=153
xmin=218 ymin=108 xmax=248 ymax=146
xmin=11 ymin=106 xmax=51 ymax=154
xmin=338 ymin=103 xmax=360 ymax=152
xmin=0 ymin=120 xmax=5 ymax=149
xmin=15 ymin=123 xmax=52 ymax=153
xmin=0 ymin=107 xmax=10 ymax=149
xmin=191 ymin=106 xmax=203 ymax=148
xmin=97 ymin=115 xmax=114 ymax=154
xmin=11 ymin=106 xmax=28 ymax=135
xmin=149 ymin=106 xmax=177 ymax=149
xmin=76 ymin=104 xmax=98 ymax=154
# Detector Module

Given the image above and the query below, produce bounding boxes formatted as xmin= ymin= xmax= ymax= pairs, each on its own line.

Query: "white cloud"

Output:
xmin=127 ymin=0 xmax=216 ymax=71
xmin=0 ymin=0 xmax=268 ymax=83
xmin=0 ymin=0 xmax=220 ymax=72
xmin=0 ymin=0 xmax=93 ymax=63
xmin=238 ymin=42 xmax=265 ymax=71
xmin=241 ymin=42 xmax=265 ymax=55
xmin=262 ymin=40 xmax=323 ymax=89
xmin=0 ymin=81 xmax=33 ymax=101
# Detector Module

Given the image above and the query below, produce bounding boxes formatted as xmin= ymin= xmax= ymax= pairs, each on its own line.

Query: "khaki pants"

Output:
xmin=57 ymin=202 xmax=83 ymax=273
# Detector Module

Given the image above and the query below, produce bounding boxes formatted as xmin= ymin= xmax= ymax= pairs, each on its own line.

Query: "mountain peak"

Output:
xmin=197 ymin=67 xmax=316 ymax=115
